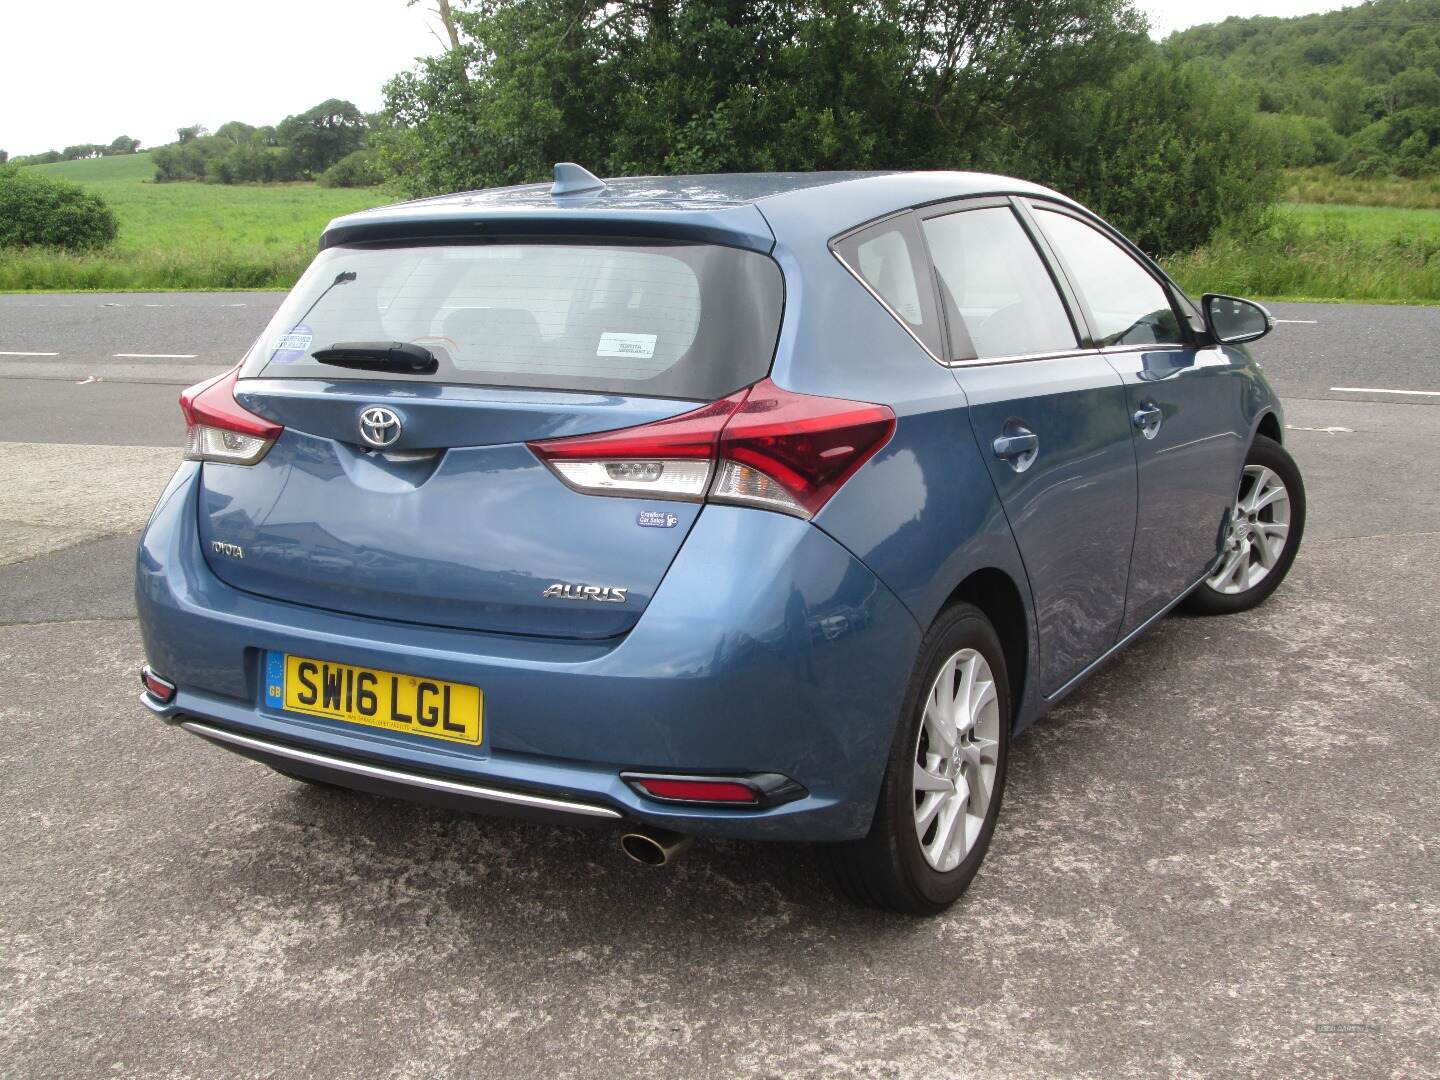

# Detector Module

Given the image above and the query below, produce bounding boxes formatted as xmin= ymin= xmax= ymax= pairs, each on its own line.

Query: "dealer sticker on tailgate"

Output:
xmin=264 ymin=651 xmax=483 ymax=745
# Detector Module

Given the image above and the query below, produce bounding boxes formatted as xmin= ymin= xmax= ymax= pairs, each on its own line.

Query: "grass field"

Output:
xmin=1164 ymin=199 xmax=1440 ymax=304
xmin=4 ymin=155 xmax=1439 ymax=301
xmin=1 ymin=153 xmax=391 ymax=291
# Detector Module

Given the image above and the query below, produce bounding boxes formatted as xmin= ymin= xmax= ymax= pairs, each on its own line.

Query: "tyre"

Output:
xmin=826 ymin=603 xmax=1010 ymax=915
xmin=1183 ymin=434 xmax=1305 ymax=616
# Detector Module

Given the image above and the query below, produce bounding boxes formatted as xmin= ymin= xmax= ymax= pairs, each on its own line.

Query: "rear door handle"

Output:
xmin=993 ymin=433 xmax=1039 ymax=459
xmin=1133 ymin=403 xmax=1163 ymax=440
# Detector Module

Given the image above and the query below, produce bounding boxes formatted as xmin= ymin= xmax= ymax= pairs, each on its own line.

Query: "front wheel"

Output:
xmin=1184 ymin=434 xmax=1305 ymax=616
xmin=825 ymin=603 xmax=1010 ymax=915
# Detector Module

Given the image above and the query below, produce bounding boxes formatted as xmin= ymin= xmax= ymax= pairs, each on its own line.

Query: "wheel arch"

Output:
xmin=1255 ymin=410 xmax=1282 ymax=445
xmin=940 ymin=568 xmax=1029 ymax=727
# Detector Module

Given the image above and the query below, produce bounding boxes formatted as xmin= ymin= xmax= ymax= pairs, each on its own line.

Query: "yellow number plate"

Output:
xmin=267 ymin=652 xmax=483 ymax=745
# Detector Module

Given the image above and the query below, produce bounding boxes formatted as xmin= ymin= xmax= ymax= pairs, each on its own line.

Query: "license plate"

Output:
xmin=263 ymin=651 xmax=482 ymax=745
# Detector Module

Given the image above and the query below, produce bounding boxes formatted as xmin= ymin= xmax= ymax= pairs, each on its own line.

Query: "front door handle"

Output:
xmin=1133 ymin=403 xmax=1163 ymax=440
xmin=993 ymin=432 xmax=1038 ymax=459
xmin=993 ymin=422 xmax=1039 ymax=472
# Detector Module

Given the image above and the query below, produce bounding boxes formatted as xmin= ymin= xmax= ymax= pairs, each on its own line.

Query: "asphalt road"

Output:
xmin=1 ymin=294 xmax=1437 ymax=1077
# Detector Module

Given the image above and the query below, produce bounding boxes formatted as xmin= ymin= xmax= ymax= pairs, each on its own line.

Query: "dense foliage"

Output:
xmin=376 ymin=0 xmax=1279 ymax=254
xmin=150 ymin=100 xmax=370 ymax=184
xmin=0 ymin=167 xmax=119 ymax=249
xmin=319 ymin=149 xmax=386 ymax=188
xmin=1167 ymin=0 xmax=1440 ymax=176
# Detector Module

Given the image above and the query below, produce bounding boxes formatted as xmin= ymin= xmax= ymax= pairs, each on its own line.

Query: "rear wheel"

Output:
xmin=1184 ymin=434 xmax=1305 ymax=616
xmin=826 ymin=603 xmax=1010 ymax=915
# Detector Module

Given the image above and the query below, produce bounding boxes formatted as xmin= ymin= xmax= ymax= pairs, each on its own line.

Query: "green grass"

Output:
xmin=1282 ymin=166 xmax=1440 ymax=211
xmin=2 ymin=152 xmax=392 ymax=291
xmin=1164 ymin=200 xmax=1440 ymax=305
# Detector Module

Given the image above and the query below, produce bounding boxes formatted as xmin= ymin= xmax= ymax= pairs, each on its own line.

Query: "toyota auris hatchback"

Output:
xmin=136 ymin=167 xmax=1304 ymax=913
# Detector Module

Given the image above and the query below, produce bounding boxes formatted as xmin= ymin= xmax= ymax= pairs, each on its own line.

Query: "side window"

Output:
xmin=833 ymin=214 xmax=942 ymax=357
xmin=920 ymin=206 xmax=1078 ymax=361
xmin=1032 ymin=208 xmax=1185 ymax=348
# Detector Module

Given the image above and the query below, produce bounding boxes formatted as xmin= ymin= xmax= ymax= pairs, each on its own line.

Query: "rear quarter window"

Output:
xmin=831 ymin=214 xmax=942 ymax=358
xmin=240 ymin=240 xmax=784 ymax=401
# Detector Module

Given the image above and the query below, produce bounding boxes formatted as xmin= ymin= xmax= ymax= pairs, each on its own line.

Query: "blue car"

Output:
xmin=136 ymin=166 xmax=1305 ymax=913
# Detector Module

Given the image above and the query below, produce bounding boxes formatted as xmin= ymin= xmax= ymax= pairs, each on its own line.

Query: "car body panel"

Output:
xmin=1104 ymin=344 xmax=1259 ymax=633
xmin=200 ymin=378 xmax=716 ymax=638
xmin=951 ymin=355 xmax=1138 ymax=695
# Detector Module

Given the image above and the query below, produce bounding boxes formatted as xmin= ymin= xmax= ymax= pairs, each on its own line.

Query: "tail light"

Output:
xmin=529 ymin=379 xmax=894 ymax=519
xmin=180 ymin=365 xmax=282 ymax=465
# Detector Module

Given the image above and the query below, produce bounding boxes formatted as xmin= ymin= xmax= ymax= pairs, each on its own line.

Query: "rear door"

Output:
xmin=200 ymin=237 xmax=783 ymax=639
xmin=1026 ymin=202 xmax=1246 ymax=633
xmin=918 ymin=200 xmax=1138 ymax=696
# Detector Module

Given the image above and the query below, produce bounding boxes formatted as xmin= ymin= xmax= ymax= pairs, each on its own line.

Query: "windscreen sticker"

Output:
xmin=596 ymin=332 xmax=657 ymax=360
xmin=269 ymin=323 xmax=313 ymax=364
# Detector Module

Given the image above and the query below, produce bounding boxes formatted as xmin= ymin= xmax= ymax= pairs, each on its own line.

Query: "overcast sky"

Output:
xmin=1 ymin=0 xmax=1345 ymax=157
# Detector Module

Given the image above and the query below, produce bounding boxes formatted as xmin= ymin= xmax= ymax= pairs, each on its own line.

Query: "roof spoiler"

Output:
xmin=551 ymin=162 xmax=607 ymax=197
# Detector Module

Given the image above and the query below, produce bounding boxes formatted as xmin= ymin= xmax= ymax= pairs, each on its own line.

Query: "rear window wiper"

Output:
xmin=311 ymin=341 xmax=438 ymax=374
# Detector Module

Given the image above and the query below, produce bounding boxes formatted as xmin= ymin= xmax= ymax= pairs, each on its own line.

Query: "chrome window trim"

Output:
xmin=943 ymin=343 xmax=1190 ymax=369
xmin=829 ymin=242 xmax=945 ymax=366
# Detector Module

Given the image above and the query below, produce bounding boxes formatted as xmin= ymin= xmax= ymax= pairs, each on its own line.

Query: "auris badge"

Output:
xmin=542 ymin=583 xmax=628 ymax=604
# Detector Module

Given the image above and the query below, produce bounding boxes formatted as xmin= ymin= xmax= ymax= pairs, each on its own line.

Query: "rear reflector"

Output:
xmin=140 ymin=665 xmax=176 ymax=704
xmin=180 ymin=365 xmax=281 ymax=465
xmin=628 ymin=777 xmax=760 ymax=804
xmin=529 ymin=379 xmax=894 ymax=518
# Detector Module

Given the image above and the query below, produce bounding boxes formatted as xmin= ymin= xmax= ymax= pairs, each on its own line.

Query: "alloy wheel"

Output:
xmin=1206 ymin=464 xmax=1292 ymax=595
xmin=912 ymin=648 xmax=1001 ymax=872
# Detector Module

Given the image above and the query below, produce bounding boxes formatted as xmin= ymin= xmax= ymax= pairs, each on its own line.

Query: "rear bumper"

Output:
xmin=159 ymin=708 xmax=624 ymax=827
xmin=136 ymin=464 xmax=921 ymax=841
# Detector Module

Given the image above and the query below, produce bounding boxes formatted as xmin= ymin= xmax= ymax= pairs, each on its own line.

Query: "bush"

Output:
xmin=0 ymin=167 xmax=119 ymax=249
xmin=318 ymin=149 xmax=384 ymax=188
xmin=1020 ymin=58 xmax=1281 ymax=255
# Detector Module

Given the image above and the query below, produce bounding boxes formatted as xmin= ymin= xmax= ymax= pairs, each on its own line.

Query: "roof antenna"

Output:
xmin=551 ymin=162 xmax=607 ymax=197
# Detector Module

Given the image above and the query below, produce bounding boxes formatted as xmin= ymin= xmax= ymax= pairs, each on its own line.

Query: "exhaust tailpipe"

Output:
xmin=619 ymin=826 xmax=693 ymax=867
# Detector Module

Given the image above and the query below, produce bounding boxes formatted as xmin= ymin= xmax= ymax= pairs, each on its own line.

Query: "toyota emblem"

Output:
xmin=358 ymin=406 xmax=402 ymax=448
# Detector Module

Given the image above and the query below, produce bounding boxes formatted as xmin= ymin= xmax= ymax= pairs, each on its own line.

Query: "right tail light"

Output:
xmin=528 ymin=379 xmax=894 ymax=519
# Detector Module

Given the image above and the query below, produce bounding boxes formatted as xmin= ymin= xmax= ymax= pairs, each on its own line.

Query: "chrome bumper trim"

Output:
xmin=179 ymin=720 xmax=624 ymax=820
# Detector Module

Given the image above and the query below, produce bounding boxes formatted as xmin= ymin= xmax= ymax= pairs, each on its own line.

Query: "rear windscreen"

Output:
xmin=239 ymin=240 xmax=784 ymax=400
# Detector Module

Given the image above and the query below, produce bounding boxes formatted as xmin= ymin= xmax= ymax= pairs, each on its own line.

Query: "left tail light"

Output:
xmin=528 ymin=379 xmax=894 ymax=519
xmin=180 ymin=365 xmax=282 ymax=465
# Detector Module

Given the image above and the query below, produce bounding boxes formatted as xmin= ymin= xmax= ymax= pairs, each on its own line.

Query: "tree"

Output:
xmin=1023 ymin=57 xmax=1279 ymax=253
xmin=0 ymin=150 xmax=7 ymax=165
xmin=0 ymin=168 xmax=119 ymax=249
xmin=376 ymin=0 xmax=1280 ymax=251
xmin=276 ymin=98 xmax=368 ymax=174
xmin=378 ymin=0 xmax=1150 ymax=195
xmin=176 ymin=124 xmax=208 ymax=144
xmin=106 ymin=135 xmax=141 ymax=155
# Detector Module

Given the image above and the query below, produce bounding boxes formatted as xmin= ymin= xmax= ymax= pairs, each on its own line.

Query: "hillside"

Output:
xmin=1166 ymin=0 xmax=1440 ymax=176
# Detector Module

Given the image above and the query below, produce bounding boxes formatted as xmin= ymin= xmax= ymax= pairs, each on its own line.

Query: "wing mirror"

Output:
xmin=1201 ymin=293 xmax=1273 ymax=345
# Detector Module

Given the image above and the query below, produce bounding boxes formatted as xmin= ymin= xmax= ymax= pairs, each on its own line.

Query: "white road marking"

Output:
xmin=0 ymin=350 xmax=59 ymax=356
xmin=1331 ymin=386 xmax=1440 ymax=397
xmin=1273 ymin=319 xmax=1318 ymax=324
xmin=1287 ymin=425 xmax=1353 ymax=434
xmin=113 ymin=353 xmax=198 ymax=359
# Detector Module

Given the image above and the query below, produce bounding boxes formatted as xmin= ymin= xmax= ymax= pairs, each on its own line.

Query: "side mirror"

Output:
xmin=1201 ymin=293 xmax=1273 ymax=345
